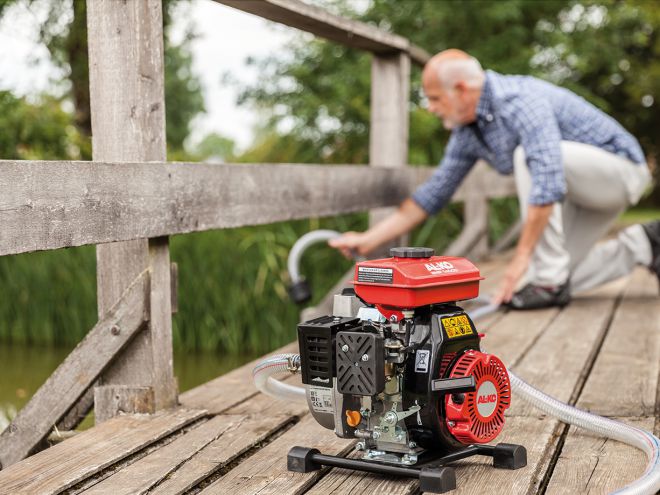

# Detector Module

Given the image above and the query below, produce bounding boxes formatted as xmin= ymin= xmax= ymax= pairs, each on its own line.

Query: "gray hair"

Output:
xmin=436 ymin=57 xmax=485 ymax=89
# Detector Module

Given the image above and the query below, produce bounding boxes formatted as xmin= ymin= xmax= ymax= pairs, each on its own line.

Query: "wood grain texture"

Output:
xmin=545 ymin=417 xmax=654 ymax=495
xmin=506 ymin=278 xmax=627 ymax=418
xmin=574 ymin=268 xmax=660 ymax=417
xmin=179 ymin=341 xmax=300 ymax=414
xmin=0 ymin=271 xmax=149 ymax=468
xmin=150 ymin=393 xmax=309 ymax=494
xmin=368 ymin=52 xmax=411 ymax=258
xmin=148 ymin=236 xmax=177 ymax=409
xmin=87 ymin=0 xmax=176 ymax=414
xmin=94 ymin=385 xmax=155 ymax=424
xmin=0 ymin=408 xmax=205 ymax=494
xmin=0 ymin=160 xmax=516 ymax=257
xmin=198 ymin=414 xmax=354 ymax=495
xmin=214 ymin=0 xmax=430 ymax=66
xmin=82 ymin=414 xmax=245 ymax=495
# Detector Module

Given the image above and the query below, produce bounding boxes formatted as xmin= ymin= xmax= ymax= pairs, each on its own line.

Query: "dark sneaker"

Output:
xmin=642 ymin=220 xmax=660 ymax=286
xmin=505 ymin=281 xmax=571 ymax=310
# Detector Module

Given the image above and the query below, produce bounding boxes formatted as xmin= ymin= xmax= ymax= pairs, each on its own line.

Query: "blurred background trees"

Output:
xmin=0 ymin=0 xmax=657 ymax=356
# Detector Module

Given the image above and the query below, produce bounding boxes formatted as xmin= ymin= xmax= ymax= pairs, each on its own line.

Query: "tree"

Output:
xmin=0 ymin=0 xmax=205 ymax=157
xmin=238 ymin=0 xmax=658 ymax=203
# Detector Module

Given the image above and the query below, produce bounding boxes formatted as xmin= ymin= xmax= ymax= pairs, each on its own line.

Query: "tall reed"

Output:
xmin=0 ymin=204 xmax=511 ymax=355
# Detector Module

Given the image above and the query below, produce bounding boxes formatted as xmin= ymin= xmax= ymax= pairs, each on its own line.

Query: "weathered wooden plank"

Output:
xmin=506 ymin=277 xmax=628 ymax=418
xmin=198 ymin=414 xmax=354 ymax=494
xmin=82 ymin=414 xmax=245 ymax=495
xmin=94 ymin=385 xmax=155 ymax=424
xmin=151 ymin=394 xmax=309 ymax=495
xmin=179 ymin=341 xmax=299 ymax=414
xmin=306 ymin=415 xmax=558 ymax=495
xmin=88 ymin=0 xmax=177 ymax=417
xmin=0 ymin=160 xmax=516 ymax=257
xmin=148 ymin=236 xmax=178 ymax=409
xmin=545 ymin=417 xmax=653 ymax=495
xmin=214 ymin=0 xmax=430 ymax=66
xmin=0 ymin=271 xmax=149 ymax=468
xmin=573 ymin=268 xmax=660 ymax=417
xmin=368 ymin=51 xmax=411 ymax=259
xmin=0 ymin=408 xmax=205 ymax=494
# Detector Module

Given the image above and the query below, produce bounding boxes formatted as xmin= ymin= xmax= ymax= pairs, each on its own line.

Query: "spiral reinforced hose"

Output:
xmin=287 ymin=230 xmax=341 ymax=284
xmin=254 ymin=230 xmax=660 ymax=494
xmin=252 ymin=354 xmax=306 ymax=401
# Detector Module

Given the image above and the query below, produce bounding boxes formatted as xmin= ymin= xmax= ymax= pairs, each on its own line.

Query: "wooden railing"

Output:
xmin=0 ymin=0 xmax=516 ymax=469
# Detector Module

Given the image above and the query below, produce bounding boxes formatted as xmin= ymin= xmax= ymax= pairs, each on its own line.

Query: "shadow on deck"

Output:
xmin=0 ymin=256 xmax=658 ymax=495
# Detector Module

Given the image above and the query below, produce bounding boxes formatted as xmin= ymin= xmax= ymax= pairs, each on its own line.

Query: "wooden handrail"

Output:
xmin=215 ymin=0 xmax=431 ymax=66
xmin=0 ymin=160 xmax=513 ymax=257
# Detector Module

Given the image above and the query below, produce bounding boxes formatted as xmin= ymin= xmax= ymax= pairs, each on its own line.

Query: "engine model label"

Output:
xmin=357 ymin=266 xmax=393 ymax=284
xmin=415 ymin=349 xmax=430 ymax=373
xmin=309 ymin=386 xmax=334 ymax=413
xmin=441 ymin=314 xmax=474 ymax=338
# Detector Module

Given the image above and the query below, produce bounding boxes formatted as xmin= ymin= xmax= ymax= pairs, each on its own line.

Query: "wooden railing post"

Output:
xmin=87 ymin=0 xmax=177 ymax=421
xmin=369 ymin=52 xmax=411 ymax=257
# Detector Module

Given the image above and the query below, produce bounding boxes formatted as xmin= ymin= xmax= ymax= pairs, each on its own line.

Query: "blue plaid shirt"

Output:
xmin=412 ymin=70 xmax=646 ymax=214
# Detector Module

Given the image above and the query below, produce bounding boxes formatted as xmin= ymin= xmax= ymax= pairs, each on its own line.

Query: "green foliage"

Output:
xmin=0 ymin=0 xmax=205 ymax=156
xmin=0 ymin=91 xmax=85 ymax=159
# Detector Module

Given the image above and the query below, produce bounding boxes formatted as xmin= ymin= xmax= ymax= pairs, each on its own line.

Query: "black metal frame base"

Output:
xmin=287 ymin=443 xmax=527 ymax=494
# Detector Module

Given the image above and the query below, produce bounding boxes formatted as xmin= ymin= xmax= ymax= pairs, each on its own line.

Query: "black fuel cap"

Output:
xmin=389 ymin=247 xmax=435 ymax=258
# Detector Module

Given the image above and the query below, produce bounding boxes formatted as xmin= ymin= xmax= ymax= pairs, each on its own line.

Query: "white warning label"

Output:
xmin=309 ymin=386 xmax=334 ymax=413
xmin=357 ymin=266 xmax=393 ymax=284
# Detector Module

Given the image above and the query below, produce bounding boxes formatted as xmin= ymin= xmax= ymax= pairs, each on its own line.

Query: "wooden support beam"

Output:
xmin=368 ymin=52 xmax=411 ymax=258
xmin=215 ymin=0 xmax=430 ymax=66
xmin=87 ymin=0 xmax=177 ymax=419
xmin=0 ymin=271 xmax=149 ymax=468
xmin=94 ymin=385 xmax=155 ymax=424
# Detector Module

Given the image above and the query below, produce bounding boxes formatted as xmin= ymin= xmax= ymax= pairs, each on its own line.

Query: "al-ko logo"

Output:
xmin=424 ymin=261 xmax=458 ymax=274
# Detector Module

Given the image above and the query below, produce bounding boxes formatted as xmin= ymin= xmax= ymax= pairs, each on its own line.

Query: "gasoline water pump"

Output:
xmin=287 ymin=247 xmax=527 ymax=493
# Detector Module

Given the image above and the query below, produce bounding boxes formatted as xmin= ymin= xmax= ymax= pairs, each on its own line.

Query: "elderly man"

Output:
xmin=331 ymin=49 xmax=658 ymax=309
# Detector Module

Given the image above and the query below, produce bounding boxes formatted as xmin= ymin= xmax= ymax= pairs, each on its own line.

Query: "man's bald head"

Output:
xmin=423 ymin=49 xmax=485 ymax=90
xmin=422 ymin=49 xmax=485 ymax=129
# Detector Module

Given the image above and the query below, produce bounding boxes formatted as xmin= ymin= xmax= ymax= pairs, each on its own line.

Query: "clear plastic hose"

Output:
xmin=252 ymin=354 xmax=306 ymax=402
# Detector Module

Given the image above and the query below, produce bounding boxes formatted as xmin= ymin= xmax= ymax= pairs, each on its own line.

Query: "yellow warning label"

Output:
xmin=441 ymin=314 xmax=474 ymax=338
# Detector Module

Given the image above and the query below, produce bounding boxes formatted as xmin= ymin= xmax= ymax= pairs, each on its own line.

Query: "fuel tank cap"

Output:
xmin=389 ymin=247 xmax=435 ymax=258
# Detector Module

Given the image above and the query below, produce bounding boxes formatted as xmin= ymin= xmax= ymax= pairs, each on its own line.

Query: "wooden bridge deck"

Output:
xmin=0 ymin=256 xmax=658 ymax=495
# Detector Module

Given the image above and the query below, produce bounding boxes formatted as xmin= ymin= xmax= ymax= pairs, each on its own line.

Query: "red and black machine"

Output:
xmin=288 ymin=248 xmax=526 ymax=493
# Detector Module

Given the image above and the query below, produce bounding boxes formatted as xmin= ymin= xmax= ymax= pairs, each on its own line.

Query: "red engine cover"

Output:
xmin=444 ymin=350 xmax=511 ymax=444
xmin=353 ymin=251 xmax=482 ymax=315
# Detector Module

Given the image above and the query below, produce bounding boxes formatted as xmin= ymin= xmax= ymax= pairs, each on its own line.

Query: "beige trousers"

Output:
xmin=514 ymin=141 xmax=652 ymax=293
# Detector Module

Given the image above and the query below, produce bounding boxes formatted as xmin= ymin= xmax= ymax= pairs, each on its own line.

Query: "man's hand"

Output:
xmin=492 ymin=252 xmax=531 ymax=305
xmin=329 ymin=231 xmax=371 ymax=259
xmin=328 ymin=198 xmax=429 ymax=259
xmin=491 ymin=203 xmax=554 ymax=306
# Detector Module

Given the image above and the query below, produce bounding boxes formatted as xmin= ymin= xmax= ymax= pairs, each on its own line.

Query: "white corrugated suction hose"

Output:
xmin=252 ymin=230 xmax=660 ymax=495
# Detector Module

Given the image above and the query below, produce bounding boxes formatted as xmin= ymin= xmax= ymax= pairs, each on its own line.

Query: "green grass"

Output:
xmin=619 ymin=207 xmax=660 ymax=225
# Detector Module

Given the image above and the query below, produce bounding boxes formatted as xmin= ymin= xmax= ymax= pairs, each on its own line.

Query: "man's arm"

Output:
xmin=330 ymin=132 xmax=479 ymax=257
xmin=492 ymin=203 xmax=554 ymax=305
xmin=329 ymin=198 xmax=428 ymax=257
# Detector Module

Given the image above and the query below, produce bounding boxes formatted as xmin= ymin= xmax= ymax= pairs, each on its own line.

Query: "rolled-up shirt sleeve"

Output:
xmin=505 ymin=94 xmax=565 ymax=205
xmin=411 ymin=133 xmax=478 ymax=215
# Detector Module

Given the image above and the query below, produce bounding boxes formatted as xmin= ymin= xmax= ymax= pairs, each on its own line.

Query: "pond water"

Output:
xmin=0 ymin=343 xmax=256 ymax=431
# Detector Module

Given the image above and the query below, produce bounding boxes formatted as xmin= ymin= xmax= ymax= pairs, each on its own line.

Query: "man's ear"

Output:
xmin=454 ymin=80 xmax=469 ymax=95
